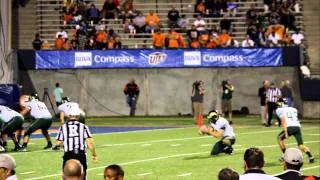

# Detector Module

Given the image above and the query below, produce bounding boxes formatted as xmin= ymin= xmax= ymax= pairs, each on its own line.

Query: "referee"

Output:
xmin=54 ymin=106 xmax=98 ymax=179
xmin=266 ymin=83 xmax=282 ymax=127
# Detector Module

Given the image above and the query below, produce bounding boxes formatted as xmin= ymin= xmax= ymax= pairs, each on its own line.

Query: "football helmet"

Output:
xmin=277 ymin=98 xmax=288 ymax=108
xmin=62 ymin=97 xmax=71 ymax=104
xmin=207 ymin=110 xmax=219 ymax=124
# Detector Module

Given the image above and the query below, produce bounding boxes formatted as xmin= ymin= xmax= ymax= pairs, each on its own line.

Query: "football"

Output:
xmin=198 ymin=125 xmax=209 ymax=135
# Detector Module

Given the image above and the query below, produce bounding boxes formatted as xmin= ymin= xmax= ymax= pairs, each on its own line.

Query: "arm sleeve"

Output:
xmin=84 ymin=125 xmax=93 ymax=139
xmin=56 ymin=126 xmax=64 ymax=141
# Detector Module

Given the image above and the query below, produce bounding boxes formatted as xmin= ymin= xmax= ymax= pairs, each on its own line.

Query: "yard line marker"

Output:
xmin=25 ymin=140 xmax=320 ymax=180
xmin=200 ymin=144 xmax=242 ymax=147
xmin=96 ymin=173 xmax=103 ymax=176
xmin=301 ymin=165 xmax=320 ymax=171
xmin=177 ymin=173 xmax=192 ymax=177
xmin=171 ymin=144 xmax=181 ymax=147
xmin=141 ymin=144 xmax=151 ymax=147
xmin=20 ymin=171 xmax=35 ymax=175
xmin=137 ymin=172 xmax=152 ymax=176
xmin=306 ymin=134 xmax=320 ymax=136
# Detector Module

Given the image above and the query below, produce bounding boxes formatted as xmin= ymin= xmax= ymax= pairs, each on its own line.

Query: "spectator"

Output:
xmin=242 ymin=35 xmax=255 ymax=47
xmin=195 ymin=0 xmax=206 ymax=16
xmin=152 ymin=29 xmax=165 ymax=49
xmin=199 ymin=30 xmax=209 ymax=48
xmin=219 ymin=29 xmax=231 ymax=47
xmin=124 ymin=78 xmax=140 ymax=116
xmin=86 ymin=3 xmax=100 ymax=24
xmin=247 ymin=24 xmax=258 ymax=45
xmin=113 ymin=36 xmax=122 ymax=49
xmin=282 ymin=33 xmax=293 ymax=46
xmin=266 ymin=24 xmax=285 ymax=41
xmin=280 ymin=80 xmax=294 ymax=107
xmin=145 ymin=10 xmax=160 ymax=33
xmin=218 ymin=168 xmax=239 ymax=180
xmin=32 ymin=33 xmax=43 ymax=50
xmin=275 ymin=148 xmax=319 ymax=180
xmin=280 ymin=2 xmax=296 ymax=31
xmin=240 ymin=147 xmax=280 ymax=180
xmin=246 ymin=4 xmax=258 ymax=25
xmin=85 ymin=35 xmax=96 ymax=50
xmin=42 ymin=40 xmax=51 ymax=50
xmin=108 ymin=28 xmax=117 ymax=40
xmin=53 ymin=82 xmax=64 ymax=107
xmin=76 ymin=27 xmax=87 ymax=50
xmin=291 ymin=29 xmax=304 ymax=46
xmin=177 ymin=14 xmax=189 ymax=33
xmin=206 ymin=34 xmax=220 ymax=48
xmin=165 ymin=27 xmax=186 ymax=49
xmin=56 ymin=27 xmax=68 ymax=39
xmin=63 ymin=38 xmax=72 ymax=50
xmin=119 ymin=10 xmax=135 ymax=23
xmin=194 ymin=15 xmax=206 ymax=33
xmin=71 ymin=36 xmax=79 ymax=50
xmin=133 ymin=12 xmax=146 ymax=33
xmin=228 ymin=38 xmax=240 ymax=48
xmin=220 ymin=12 xmax=232 ymax=32
xmin=104 ymin=164 xmax=124 ymax=180
xmin=268 ymin=30 xmax=281 ymax=47
xmin=190 ymin=38 xmax=200 ymax=48
xmin=107 ymin=37 xmax=115 ymax=49
xmin=258 ymin=80 xmax=269 ymax=126
xmin=227 ymin=0 xmax=238 ymax=17
xmin=55 ymin=35 xmax=65 ymax=50
xmin=95 ymin=27 xmax=108 ymax=50
xmin=168 ymin=5 xmax=180 ymax=28
xmin=102 ymin=0 xmax=118 ymax=19
xmin=122 ymin=0 xmax=134 ymax=13
xmin=0 ymin=154 xmax=18 ymax=180
xmin=63 ymin=159 xmax=84 ymax=180
xmin=64 ymin=10 xmax=73 ymax=25
xmin=258 ymin=27 xmax=268 ymax=47
xmin=187 ymin=24 xmax=199 ymax=42
xmin=123 ymin=19 xmax=136 ymax=35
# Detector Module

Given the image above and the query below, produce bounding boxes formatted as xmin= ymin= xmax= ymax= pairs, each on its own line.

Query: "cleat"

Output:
xmin=13 ymin=144 xmax=22 ymax=152
xmin=0 ymin=145 xmax=5 ymax=152
xmin=309 ymin=157 xmax=315 ymax=163
xmin=52 ymin=146 xmax=60 ymax=151
xmin=43 ymin=144 xmax=52 ymax=150
xmin=18 ymin=147 xmax=27 ymax=152
xmin=225 ymin=147 xmax=234 ymax=155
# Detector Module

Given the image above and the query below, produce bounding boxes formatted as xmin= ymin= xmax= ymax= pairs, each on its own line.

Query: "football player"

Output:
xmin=276 ymin=98 xmax=315 ymax=163
xmin=199 ymin=110 xmax=236 ymax=155
xmin=58 ymin=97 xmax=86 ymax=124
xmin=0 ymin=105 xmax=24 ymax=151
xmin=19 ymin=94 xmax=53 ymax=151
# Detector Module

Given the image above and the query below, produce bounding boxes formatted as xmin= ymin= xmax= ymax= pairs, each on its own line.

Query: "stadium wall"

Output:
xmin=20 ymin=67 xmax=302 ymax=116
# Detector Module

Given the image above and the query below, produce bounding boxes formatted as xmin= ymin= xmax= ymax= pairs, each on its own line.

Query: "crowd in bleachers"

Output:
xmin=32 ymin=0 xmax=305 ymax=50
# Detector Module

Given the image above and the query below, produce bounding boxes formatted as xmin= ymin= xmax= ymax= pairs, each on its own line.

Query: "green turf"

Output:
xmin=7 ymin=116 xmax=320 ymax=180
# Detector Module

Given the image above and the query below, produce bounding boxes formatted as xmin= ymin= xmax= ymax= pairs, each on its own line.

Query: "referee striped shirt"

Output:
xmin=266 ymin=87 xmax=282 ymax=103
xmin=56 ymin=121 xmax=92 ymax=152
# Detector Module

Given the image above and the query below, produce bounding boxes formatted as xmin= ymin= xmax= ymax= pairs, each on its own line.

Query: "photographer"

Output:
xmin=191 ymin=80 xmax=205 ymax=125
xmin=221 ymin=80 xmax=234 ymax=124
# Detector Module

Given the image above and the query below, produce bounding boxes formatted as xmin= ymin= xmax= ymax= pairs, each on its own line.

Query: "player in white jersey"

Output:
xmin=199 ymin=110 xmax=236 ymax=155
xmin=276 ymin=98 xmax=314 ymax=163
xmin=19 ymin=94 xmax=53 ymax=151
xmin=58 ymin=97 xmax=86 ymax=124
xmin=0 ymin=105 xmax=24 ymax=151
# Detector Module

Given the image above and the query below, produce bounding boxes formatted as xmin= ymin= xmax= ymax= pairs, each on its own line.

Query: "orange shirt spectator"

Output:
xmin=152 ymin=31 xmax=165 ymax=48
xmin=267 ymin=24 xmax=285 ymax=39
xmin=146 ymin=10 xmax=159 ymax=26
xmin=64 ymin=12 xmax=73 ymax=24
xmin=55 ymin=35 xmax=64 ymax=49
xmin=206 ymin=36 xmax=220 ymax=48
xmin=96 ymin=31 xmax=108 ymax=43
xmin=63 ymin=39 xmax=72 ymax=50
xmin=108 ymin=38 xmax=115 ymax=49
xmin=196 ymin=2 xmax=205 ymax=14
xmin=166 ymin=29 xmax=185 ymax=48
xmin=42 ymin=40 xmax=51 ymax=50
xmin=219 ymin=31 xmax=231 ymax=47
xmin=282 ymin=34 xmax=293 ymax=45
xmin=190 ymin=40 xmax=200 ymax=48
xmin=199 ymin=33 xmax=209 ymax=47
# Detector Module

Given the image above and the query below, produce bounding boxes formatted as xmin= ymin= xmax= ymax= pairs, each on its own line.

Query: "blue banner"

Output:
xmin=35 ymin=48 xmax=282 ymax=69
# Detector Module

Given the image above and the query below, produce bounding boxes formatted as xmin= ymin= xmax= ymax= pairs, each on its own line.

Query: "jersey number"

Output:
xmin=69 ymin=125 xmax=79 ymax=137
xmin=286 ymin=111 xmax=298 ymax=121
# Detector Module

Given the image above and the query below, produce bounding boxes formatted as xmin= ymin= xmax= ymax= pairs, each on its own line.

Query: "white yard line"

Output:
xmin=177 ymin=173 xmax=192 ymax=177
xmin=305 ymin=134 xmax=320 ymax=136
xmin=141 ymin=144 xmax=152 ymax=147
xmin=301 ymin=165 xmax=320 ymax=171
xmin=25 ymin=140 xmax=320 ymax=180
xmin=171 ymin=144 xmax=182 ymax=147
xmin=20 ymin=171 xmax=35 ymax=175
xmin=137 ymin=172 xmax=153 ymax=176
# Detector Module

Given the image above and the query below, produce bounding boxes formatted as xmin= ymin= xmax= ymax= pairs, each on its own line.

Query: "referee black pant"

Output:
xmin=267 ymin=102 xmax=280 ymax=126
xmin=63 ymin=151 xmax=87 ymax=179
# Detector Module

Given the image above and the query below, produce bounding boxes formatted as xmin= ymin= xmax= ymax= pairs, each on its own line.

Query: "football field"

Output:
xmin=7 ymin=116 xmax=320 ymax=179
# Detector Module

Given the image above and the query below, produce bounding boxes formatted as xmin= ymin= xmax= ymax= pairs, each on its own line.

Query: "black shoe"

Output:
xmin=52 ymin=145 xmax=60 ymax=150
xmin=309 ymin=157 xmax=315 ymax=163
xmin=225 ymin=147 xmax=234 ymax=155
xmin=44 ymin=144 xmax=53 ymax=150
xmin=18 ymin=147 xmax=27 ymax=152
xmin=229 ymin=121 xmax=233 ymax=125
xmin=13 ymin=145 xmax=21 ymax=152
